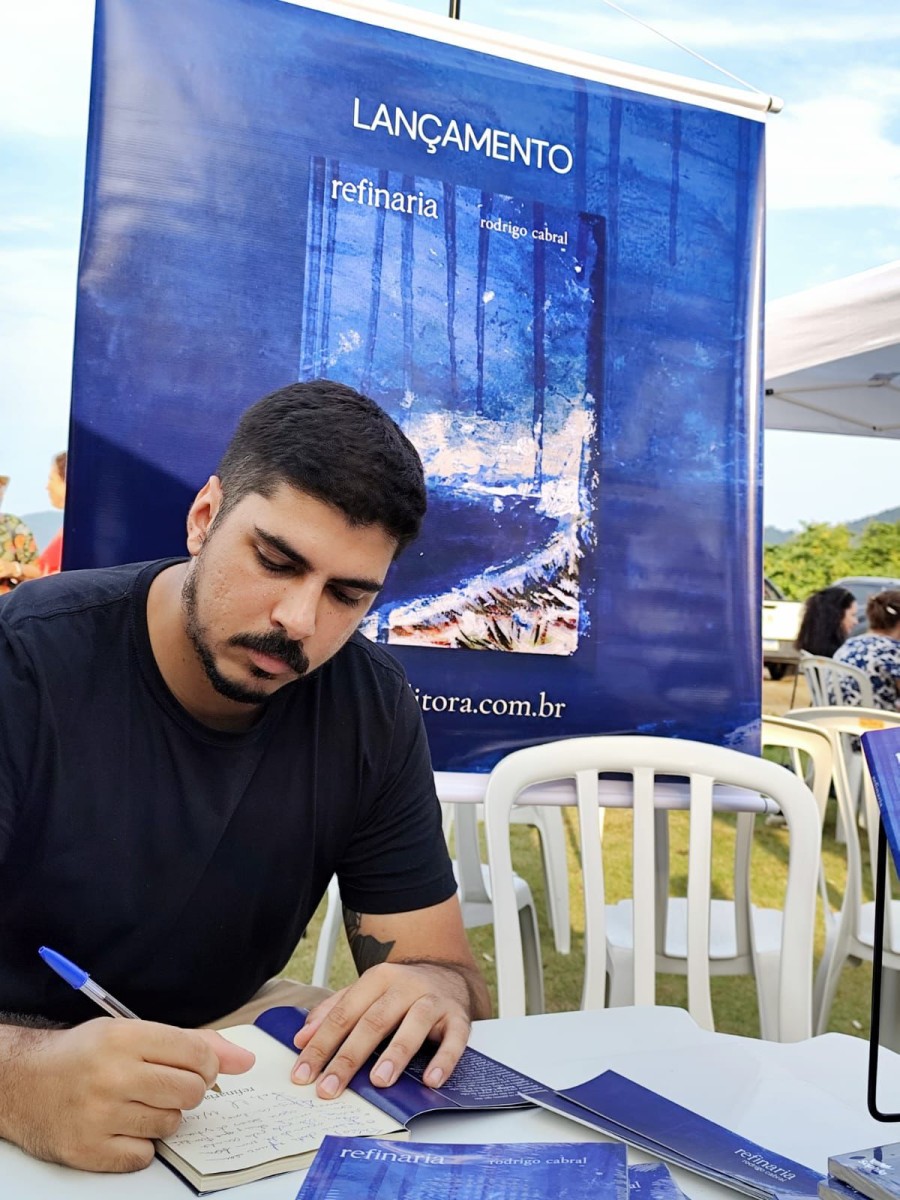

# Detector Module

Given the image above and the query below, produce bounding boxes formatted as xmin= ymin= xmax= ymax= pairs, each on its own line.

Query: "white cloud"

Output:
xmin=0 ymin=0 xmax=95 ymax=139
xmin=767 ymin=81 xmax=900 ymax=210
xmin=0 ymin=245 xmax=77 ymax=512
xmin=501 ymin=6 xmax=900 ymax=52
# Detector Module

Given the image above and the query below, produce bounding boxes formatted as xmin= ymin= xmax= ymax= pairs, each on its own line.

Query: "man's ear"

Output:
xmin=186 ymin=476 xmax=223 ymax=557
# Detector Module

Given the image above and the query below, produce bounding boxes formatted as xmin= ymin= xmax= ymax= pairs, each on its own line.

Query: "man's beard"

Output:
xmin=182 ymin=561 xmax=310 ymax=706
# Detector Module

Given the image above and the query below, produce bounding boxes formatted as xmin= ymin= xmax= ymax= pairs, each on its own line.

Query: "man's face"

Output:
xmin=182 ymin=480 xmax=396 ymax=707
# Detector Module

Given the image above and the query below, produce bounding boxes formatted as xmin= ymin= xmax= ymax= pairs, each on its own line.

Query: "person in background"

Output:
xmin=794 ymin=585 xmax=857 ymax=658
xmin=37 ymin=451 xmax=67 ymax=575
xmin=833 ymin=590 xmax=900 ymax=710
xmin=0 ymin=474 xmax=41 ymax=594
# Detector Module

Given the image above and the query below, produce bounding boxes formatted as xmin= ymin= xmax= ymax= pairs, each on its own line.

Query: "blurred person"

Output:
xmin=0 ymin=474 xmax=41 ymax=593
xmin=794 ymin=585 xmax=857 ymax=658
xmin=36 ymin=451 xmax=67 ymax=575
xmin=834 ymin=590 xmax=900 ymax=710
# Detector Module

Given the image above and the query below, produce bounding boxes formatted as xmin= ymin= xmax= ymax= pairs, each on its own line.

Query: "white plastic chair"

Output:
xmin=786 ymin=706 xmax=900 ymax=1035
xmin=799 ymin=652 xmax=875 ymax=709
xmin=443 ymin=800 xmax=570 ymax=955
xmin=433 ymin=772 xmax=571 ymax=956
xmin=603 ymin=718 xmax=830 ymax=1040
xmin=311 ymin=808 xmax=545 ymax=1014
xmin=484 ymin=736 xmax=821 ymax=1040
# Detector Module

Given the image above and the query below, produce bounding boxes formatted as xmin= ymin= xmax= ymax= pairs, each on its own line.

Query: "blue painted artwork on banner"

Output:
xmin=69 ymin=0 xmax=764 ymax=768
xmin=301 ymin=157 xmax=602 ymax=659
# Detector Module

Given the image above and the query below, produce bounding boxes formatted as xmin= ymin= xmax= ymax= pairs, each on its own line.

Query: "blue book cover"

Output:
xmin=861 ymin=728 xmax=900 ymax=873
xmin=295 ymin=1136 xmax=628 ymax=1199
xmin=527 ymin=1071 xmax=822 ymax=1199
xmin=820 ymin=1177 xmax=868 ymax=1200
xmin=256 ymin=1006 xmax=545 ymax=1124
xmin=829 ymin=1143 xmax=900 ymax=1200
xmin=629 ymin=1161 xmax=693 ymax=1200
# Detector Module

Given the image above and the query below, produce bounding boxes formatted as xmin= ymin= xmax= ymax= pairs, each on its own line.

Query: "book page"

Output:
xmin=160 ymin=1024 xmax=405 ymax=1175
xmin=164 ymin=1081 xmax=401 ymax=1174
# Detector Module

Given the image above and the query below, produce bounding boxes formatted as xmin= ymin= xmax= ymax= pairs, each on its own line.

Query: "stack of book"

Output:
xmin=821 ymin=1144 xmax=900 ymax=1200
xmin=296 ymin=1137 xmax=696 ymax=1200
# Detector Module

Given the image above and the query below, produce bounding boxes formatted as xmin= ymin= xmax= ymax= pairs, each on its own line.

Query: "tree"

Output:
xmin=764 ymin=520 xmax=900 ymax=601
xmin=764 ymin=523 xmax=854 ymax=600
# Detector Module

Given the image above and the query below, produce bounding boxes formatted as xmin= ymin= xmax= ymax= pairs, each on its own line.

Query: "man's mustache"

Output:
xmin=229 ymin=631 xmax=309 ymax=676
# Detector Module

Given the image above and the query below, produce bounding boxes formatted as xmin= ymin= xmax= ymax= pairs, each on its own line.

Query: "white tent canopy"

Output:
xmin=764 ymin=259 xmax=900 ymax=438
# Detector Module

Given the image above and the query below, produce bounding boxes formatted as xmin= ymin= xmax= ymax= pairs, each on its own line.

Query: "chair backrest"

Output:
xmin=760 ymin=715 xmax=836 ymax=923
xmin=785 ymin=707 xmax=900 ymax=954
xmin=483 ymin=736 xmax=820 ymax=1039
xmin=799 ymin=653 xmax=875 ymax=709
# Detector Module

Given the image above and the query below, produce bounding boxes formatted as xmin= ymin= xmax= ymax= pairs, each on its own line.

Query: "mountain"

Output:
xmin=763 ymin=525 xmax=794 ymax=545
xmin=765 ymin=506 xmax=900 ymax=545
xmin=847 ymin=506 xmax=900 ymax=534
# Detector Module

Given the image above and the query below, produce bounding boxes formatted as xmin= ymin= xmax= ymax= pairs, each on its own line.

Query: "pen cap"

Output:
xmin=39 ymin=946 xmax=89 ymax=989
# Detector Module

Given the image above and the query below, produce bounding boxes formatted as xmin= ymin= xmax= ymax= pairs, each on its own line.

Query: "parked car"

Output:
xmin=831 ymin=575 xmax=900 ymax=637
xmin=762 ymin=576 xmax=803 ymax=680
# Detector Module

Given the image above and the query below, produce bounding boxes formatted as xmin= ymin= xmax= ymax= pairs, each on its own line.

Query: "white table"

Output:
xmin=3 ymin=1005 xmax=898 ymax=1199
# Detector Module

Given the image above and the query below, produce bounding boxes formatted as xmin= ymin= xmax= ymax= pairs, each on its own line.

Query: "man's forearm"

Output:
xmin=396 ymin=958 xmax=492 ymax=1020
xmin=0 ymin=1023 xmax=55 ymax=1148
xmin=0 ymin=1012 xmax=66 ymax=1029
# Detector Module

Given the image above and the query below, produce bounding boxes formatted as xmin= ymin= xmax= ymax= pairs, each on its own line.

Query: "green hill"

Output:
xmin=765 ymin=506 xmax=900 ymax=546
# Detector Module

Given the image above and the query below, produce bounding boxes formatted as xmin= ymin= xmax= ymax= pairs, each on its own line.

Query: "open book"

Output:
xmin=155 ymin=1022 xmax=407 ymax=1192
xmin=156 ymin=1006 xmax=544 ymax=1192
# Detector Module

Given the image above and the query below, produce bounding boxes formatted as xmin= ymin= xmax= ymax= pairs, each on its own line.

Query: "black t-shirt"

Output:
xmin=0 ymin=561 xmax=455 ymax=1026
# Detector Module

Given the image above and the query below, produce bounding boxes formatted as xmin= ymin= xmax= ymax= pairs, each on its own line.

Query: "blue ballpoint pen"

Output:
xmin=39 ymin=946 xmax=139 ymax=1017
xmin=38 ymin=946 xmax=222 ymax=1092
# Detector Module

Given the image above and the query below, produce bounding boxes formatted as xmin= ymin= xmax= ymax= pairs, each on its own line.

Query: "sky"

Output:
xmin=2 ymin=0 xmax=900 ymax=528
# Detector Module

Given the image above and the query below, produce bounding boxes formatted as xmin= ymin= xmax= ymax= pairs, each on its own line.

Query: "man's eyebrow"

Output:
xmin=255 ymin=527 xmax=386 ymax=593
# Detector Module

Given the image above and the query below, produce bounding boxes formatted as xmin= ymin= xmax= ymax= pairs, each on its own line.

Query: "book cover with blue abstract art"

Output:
xmin=301 ymin=156 xmax=604 ymax=658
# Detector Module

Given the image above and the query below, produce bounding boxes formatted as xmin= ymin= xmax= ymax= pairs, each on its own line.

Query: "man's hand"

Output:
xmin=0 ymin=1018 xmax=254 ymax=1172
xmin=291 ymin=960 xmax=479 ymax=1097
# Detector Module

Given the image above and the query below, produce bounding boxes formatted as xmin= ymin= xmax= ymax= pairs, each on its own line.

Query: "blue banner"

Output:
xmin=70 ymin=0 xmax=764 ymax=768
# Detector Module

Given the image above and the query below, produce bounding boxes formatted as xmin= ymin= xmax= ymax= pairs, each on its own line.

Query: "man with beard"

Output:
xmin=0 ymin=380 xmax=490 ymax=1173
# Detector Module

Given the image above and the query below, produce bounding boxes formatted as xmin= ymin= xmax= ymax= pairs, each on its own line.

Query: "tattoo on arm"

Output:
xmin=343 ymin=907 xmax=396 ymax=974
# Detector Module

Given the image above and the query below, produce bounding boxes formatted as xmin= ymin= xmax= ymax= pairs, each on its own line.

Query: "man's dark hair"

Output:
xmin=795 ymin=585 xmax=856 ymax=657
xmin=216 ymin=380 xmax=427 ymax=554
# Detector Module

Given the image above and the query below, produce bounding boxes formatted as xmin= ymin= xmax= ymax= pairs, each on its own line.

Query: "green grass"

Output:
xmin=285 ymin=786 xmax=875 ymax=1040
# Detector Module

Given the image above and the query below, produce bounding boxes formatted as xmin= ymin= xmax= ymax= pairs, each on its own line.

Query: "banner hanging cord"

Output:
xmin=595 ymin=0 xmax=767 ymax=96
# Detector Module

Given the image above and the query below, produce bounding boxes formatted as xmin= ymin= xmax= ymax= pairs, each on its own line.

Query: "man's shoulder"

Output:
xmin=0 ymin=560 xmax=172 ymax=630
xmin=338 ymin=631 xmax=409 ymax=685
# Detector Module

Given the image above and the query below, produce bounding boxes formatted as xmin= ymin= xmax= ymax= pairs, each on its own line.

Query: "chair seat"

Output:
xmin=856 ymin=900 xmax=900 ymax=956
xmin=607 ymin=897 xmax=784 ymax=963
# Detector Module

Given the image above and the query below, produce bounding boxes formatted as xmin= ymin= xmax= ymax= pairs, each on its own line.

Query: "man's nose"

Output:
xmin=271 ymin=579 xmax=319 ymax=641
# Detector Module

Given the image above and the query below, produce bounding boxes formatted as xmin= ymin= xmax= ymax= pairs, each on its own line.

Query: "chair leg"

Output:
xmin=605 ymin=945 xmax=635 ymax=1010
xmin=877 ymin=969 xmax=900 ymax=1052
xmin=751 ymin=950 xmax=780 ymax=1041
xmin=517 ymin=904 xmax=545 ymax=1016
xmin=535 ymin=811 xmax=571 ymax=956
xmin=813 ymin=936 xmax=848 ymax=1037
xmin=312 ymin=877 xmax=342 ymax=989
